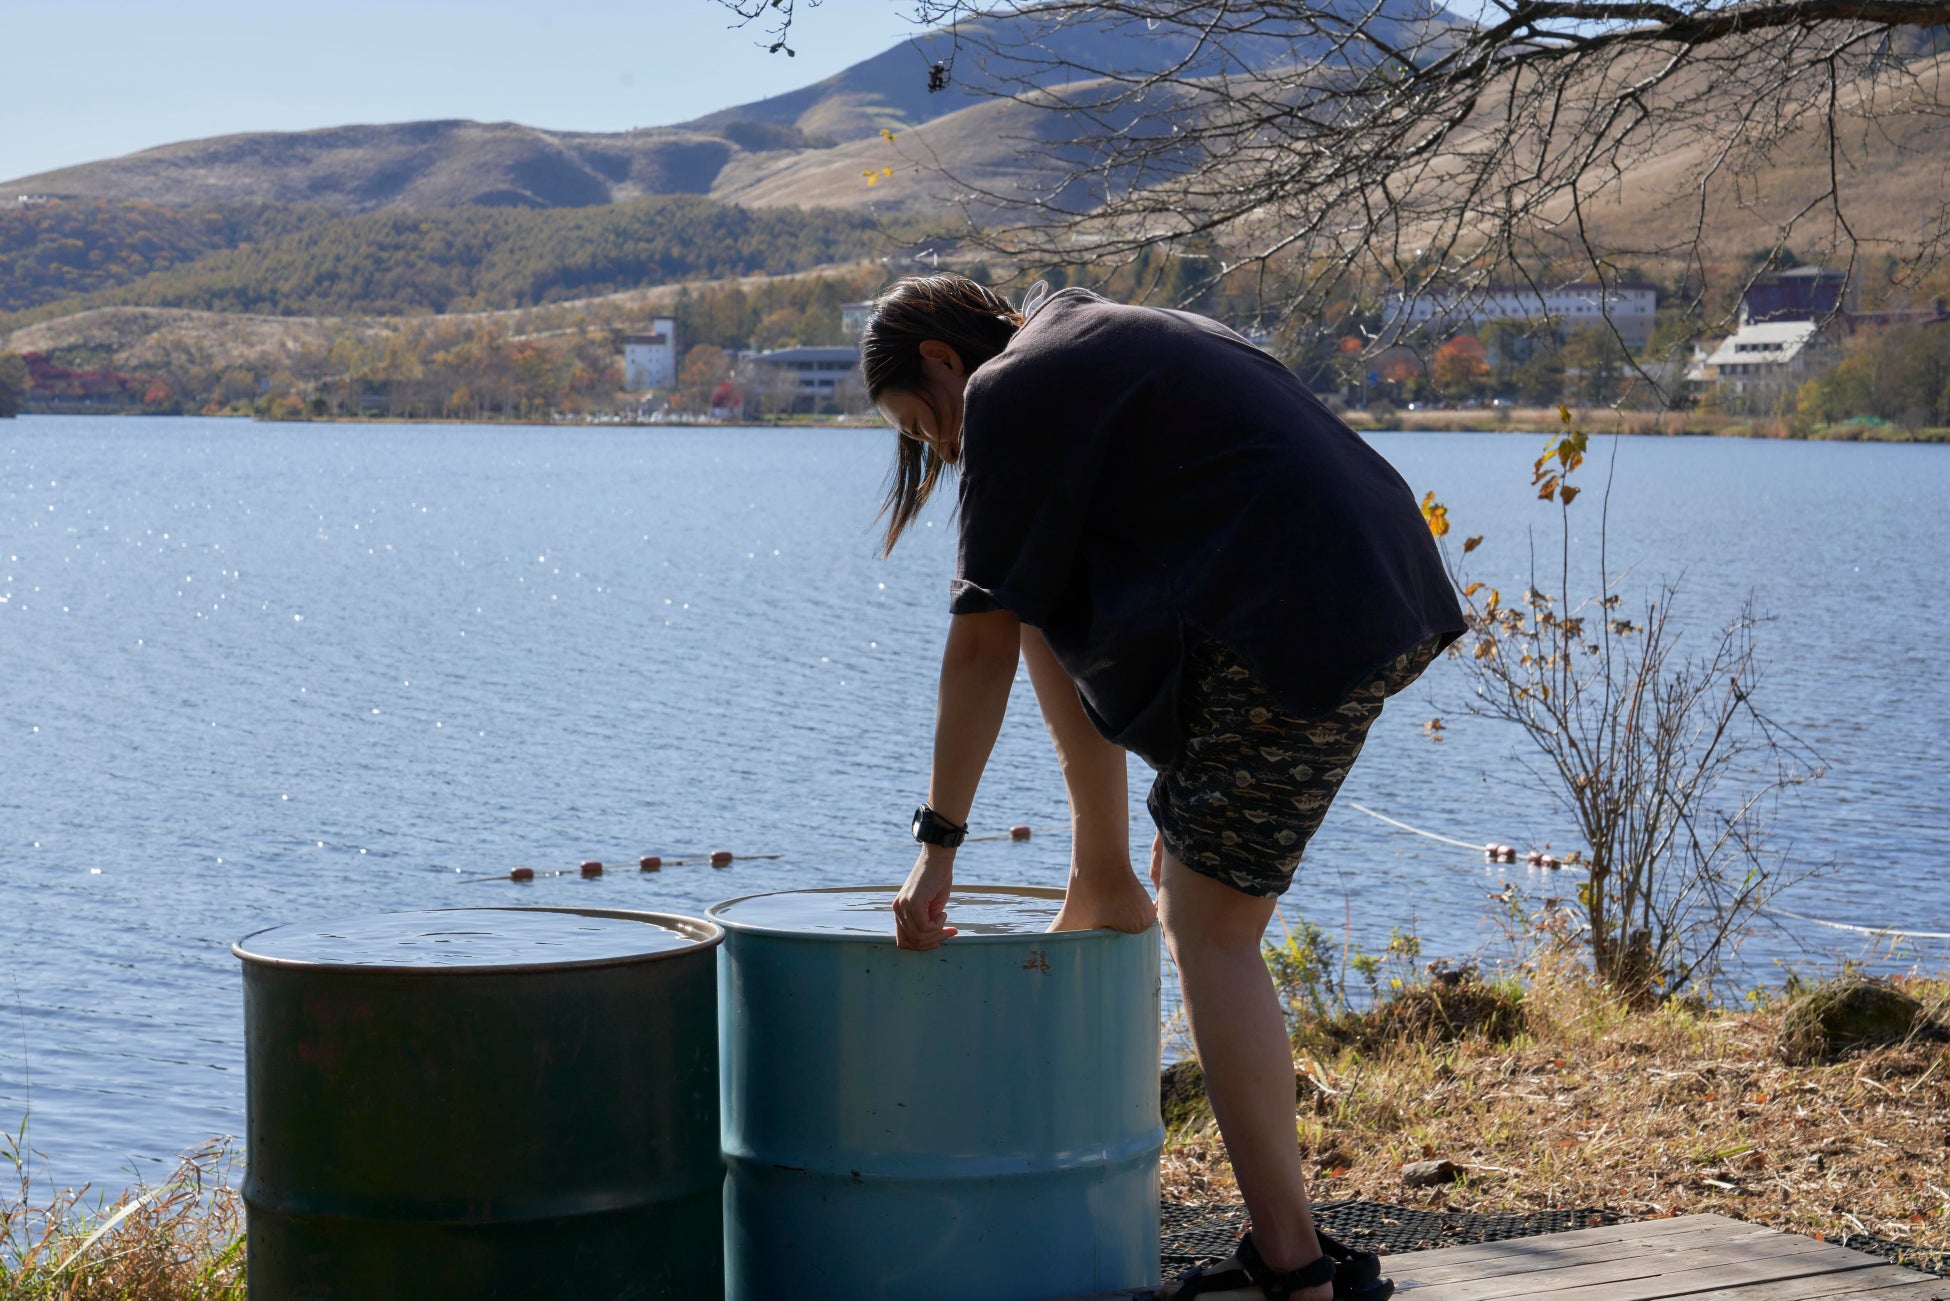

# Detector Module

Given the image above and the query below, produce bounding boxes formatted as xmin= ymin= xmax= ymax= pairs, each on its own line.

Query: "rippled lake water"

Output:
xmin=3 ymin=415 xmax=1945 ymax=1192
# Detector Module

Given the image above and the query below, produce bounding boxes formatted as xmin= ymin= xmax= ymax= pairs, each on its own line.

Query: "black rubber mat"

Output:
xmin=1161 ymin=1198 xmax=1629 ymax=1282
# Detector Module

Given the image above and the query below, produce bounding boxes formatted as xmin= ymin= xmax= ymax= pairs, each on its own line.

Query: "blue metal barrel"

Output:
xmin=234 ymin=906 xmax=724 ymax=1301
xmin=709 ymin=885 xmax=1162 ymax=1301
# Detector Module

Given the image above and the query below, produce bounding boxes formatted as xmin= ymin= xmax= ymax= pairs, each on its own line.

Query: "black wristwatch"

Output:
xmin=911 ymin=804 xmax=968 ymax=848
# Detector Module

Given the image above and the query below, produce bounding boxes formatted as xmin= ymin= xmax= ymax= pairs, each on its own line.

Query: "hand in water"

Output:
xmin=894 ymin=847 xmax=958 ymax=950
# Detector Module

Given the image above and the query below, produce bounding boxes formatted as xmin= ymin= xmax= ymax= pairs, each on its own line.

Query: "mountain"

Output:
xmin=2 ymin=4 xmax=1458 ymax=214
xmin=4 ymin=121 xmax=743 ymax=212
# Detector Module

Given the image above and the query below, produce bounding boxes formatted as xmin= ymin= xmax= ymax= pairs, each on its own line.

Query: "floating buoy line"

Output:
xmin=1346 ymin=801 xmax=1950 ymax=944
xmin=460 ymin=851 xmax=785 ymax=885
xmin=461 ymin=821 xmax=1069 ymax=886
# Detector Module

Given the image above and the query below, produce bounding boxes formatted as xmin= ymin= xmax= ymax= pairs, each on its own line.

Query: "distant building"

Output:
xmin=623 ymin=317 xmax=677 ymax=391
xmin=1391 ymin=282 xmax=1659 ymax=351
xmin=841 ymin=302 xmax=874 ymax=340
xmin=1686 ymin=320 xmax=1827 ymax=402
xmin=1739 ymin=266 xmax=1850 ymax=326
xmin=748 ymin=345 xmax=861 ymax=408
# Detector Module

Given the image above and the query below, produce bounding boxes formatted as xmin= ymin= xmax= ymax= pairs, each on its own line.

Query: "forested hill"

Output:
xmin=2 ymin=196 xmax=888 ymax=322
xmin=0 ymin=201 xmax=329 ymax=314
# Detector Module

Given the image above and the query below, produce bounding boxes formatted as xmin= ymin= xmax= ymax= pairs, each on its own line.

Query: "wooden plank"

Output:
xmin=1388 ymin=1217 xmax=1944 ymax=1300
xmin=1393 ymin=1233 xmax=1846 ymax=1298
xmin=1391 ymin=1220 xmax=1826 ymax=1288
xmin=1675 ymin=1264 xmax=1950 ymax=1299
xmin=1374 ymin=1215 xmax=1768 ymax=1277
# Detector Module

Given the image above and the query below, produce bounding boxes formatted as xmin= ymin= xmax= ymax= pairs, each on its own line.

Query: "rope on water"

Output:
xmin=1761 ymin=906 xmax=1950 ymax=943
xmin=1345 ymin=802 xmax=1950 ymax=943
xmin=1346 ymin=803 xmax=1487 ymax=852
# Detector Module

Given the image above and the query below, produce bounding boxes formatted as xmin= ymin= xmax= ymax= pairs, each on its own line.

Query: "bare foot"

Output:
xmin=1049 ymin=865 xmax=1157 ymax=934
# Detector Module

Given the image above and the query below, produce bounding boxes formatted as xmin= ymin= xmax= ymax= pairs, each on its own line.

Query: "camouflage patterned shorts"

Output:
xmin=1147 ymin=634 xmax=1444 ymax=899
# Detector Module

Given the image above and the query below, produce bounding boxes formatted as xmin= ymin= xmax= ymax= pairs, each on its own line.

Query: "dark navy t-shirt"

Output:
xmin=949 ymin=288 xmax=1465 ymax=769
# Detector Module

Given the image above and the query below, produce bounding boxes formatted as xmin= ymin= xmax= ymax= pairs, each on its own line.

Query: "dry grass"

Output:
xmin=1162 ymin=967 xmax=1950 ymax=1276
xmin=0 ymin=1138 xmax=243 ymax=1300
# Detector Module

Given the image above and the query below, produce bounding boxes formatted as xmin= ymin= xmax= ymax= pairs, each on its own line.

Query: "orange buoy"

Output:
xmin=640 ymin=855 xmax=662 ymax=871
xmin=510 ymin=866 xmax=534 ymax=881
xmin=710 ymin=850 xmax=734 ymax=866
xmin=580 ymin=860 xmax=603 ymax=877
xmin=1010 ymin=825 xmax=1032 ymax=841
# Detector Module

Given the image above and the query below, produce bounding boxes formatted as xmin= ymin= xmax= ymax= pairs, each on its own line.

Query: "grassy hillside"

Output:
xmin=1 ymin=196 xmax=889 ymax=324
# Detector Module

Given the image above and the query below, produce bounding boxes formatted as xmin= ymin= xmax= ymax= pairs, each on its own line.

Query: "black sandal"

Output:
xmin=1317 ymin=1231 xmax=1383 ymax=1290
xmin=1167 ymin=1231 xmax=1396 ymax=1300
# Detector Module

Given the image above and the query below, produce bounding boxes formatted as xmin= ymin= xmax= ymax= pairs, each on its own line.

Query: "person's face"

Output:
xmin=876 ymin=340 xmax=968 ymax=463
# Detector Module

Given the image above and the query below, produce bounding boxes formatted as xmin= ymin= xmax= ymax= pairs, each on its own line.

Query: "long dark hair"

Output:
xmin=861 ymin=274 xmax=1024 ymax=555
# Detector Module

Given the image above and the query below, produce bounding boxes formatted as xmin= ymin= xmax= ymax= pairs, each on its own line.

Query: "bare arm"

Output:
xmin=894 ymin=608 xmax=1022 ymax=950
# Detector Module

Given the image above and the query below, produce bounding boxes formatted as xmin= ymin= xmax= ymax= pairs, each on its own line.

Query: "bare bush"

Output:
xmin=1429 ymin=418 xmax=1825 ymax=997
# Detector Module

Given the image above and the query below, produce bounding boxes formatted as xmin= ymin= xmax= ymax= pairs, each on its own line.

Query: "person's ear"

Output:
xmin=918 ymin=340 xmax=966 ymax=378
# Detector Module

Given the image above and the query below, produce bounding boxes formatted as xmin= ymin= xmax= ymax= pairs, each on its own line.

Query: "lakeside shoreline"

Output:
xmin=13 ymin=406 xmax=1946 ymax=442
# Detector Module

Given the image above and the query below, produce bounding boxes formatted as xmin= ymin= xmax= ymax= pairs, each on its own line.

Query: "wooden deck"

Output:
xmin=1381 ymin=1213 xmax=1947 ymax=1298
xmin=1062 ymin=1213 xmax=1948 ymax=1300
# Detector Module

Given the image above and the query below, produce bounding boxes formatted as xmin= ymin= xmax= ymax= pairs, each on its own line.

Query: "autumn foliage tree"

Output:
xmin=1431 ymin=335 xmax=1491 ymax=402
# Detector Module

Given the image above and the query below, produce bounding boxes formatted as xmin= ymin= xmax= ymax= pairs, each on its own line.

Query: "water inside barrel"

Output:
xmin=715 ymin=887 xmax=1064 ymax=936
xmin=241 ymin=908 xmax=696 ymax=966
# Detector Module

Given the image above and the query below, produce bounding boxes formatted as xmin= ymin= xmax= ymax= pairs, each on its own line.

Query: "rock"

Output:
xmin=1401 ymin=1158 xmax=1465 ymax=1187
xmin=1160 ymin=1058 xmax=1318 ymax=1131
xmin=1160 ymin=1059 xmax=1210 ymax=1131
xmin=1777 ymin=978 xmax=1929 ymax=1064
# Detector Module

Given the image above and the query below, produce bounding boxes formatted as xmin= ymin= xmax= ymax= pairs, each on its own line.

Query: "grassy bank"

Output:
xmin=1340 ymin=405 xmax=1950 ymax=442
xmin=1 ymin=1138 xmax=242 ymax=1299
xmin=1163 ymin=966 xmax=1950 ymax=1276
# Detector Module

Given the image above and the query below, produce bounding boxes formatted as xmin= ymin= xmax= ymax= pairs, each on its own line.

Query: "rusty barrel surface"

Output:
xmin=709 ymin=885 xmax=1162 ymax=1301
xmin=235 ymin=906 xmax=723 ymax=1300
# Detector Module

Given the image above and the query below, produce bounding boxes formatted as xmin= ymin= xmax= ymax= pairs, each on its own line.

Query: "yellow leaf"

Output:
xmin=1419 ymin=490 xmax=1450 ymax=537
xmin=1558 ymin=404 xmax=1572 ymax=425
xmin=863 ymin=171 xmax=879 ymax=186
xmin=1462 ymin=581 xmax=1484 ymax=597
xmin=880 ymin=128 xmax=897 ymax=143
xmin=1463 ymin=534 xmax=1483 ymax=553
xmin=880 ymin=167 xmax=894 ymax=178
xmin=1536 ymin=474 xmax=1560 ymax=501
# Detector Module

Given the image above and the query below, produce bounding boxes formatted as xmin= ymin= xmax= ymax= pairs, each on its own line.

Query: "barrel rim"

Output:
xmin=707 ymin=883 xmax=1157 ymax=944
xmin=231 ymin=905 xmax=725 ymax=974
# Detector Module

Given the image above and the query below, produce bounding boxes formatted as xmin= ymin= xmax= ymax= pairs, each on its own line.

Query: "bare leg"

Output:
xmin=1021 ymin=626 xmax=1155 ymax=934
xmin=1159 ymin=845 xmax=1331 ymax=1299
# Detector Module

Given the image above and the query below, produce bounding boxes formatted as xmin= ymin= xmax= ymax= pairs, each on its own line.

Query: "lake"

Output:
xmin=3 ymin=416 xmax=1946 ymax=1194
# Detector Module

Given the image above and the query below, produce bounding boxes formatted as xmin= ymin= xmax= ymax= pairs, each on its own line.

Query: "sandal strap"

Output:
xmin=1238 ymin=1233 xmax=1338 ymax=1298
xmin=1171 ymin=1260 xmax=1256 ymax=1297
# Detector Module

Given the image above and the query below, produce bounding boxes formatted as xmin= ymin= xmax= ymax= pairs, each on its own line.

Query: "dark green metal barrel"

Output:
xmin=234 ymin=906 xmax=724 ymax=1301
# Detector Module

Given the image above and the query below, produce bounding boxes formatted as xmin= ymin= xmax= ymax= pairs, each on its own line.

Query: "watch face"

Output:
xmin=911 ymin=806 xmax=927 ymax=840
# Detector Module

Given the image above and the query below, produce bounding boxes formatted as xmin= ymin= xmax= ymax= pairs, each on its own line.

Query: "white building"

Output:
xmin=623 ymin=317 xmax=677 ymax=391
xmin=1686 ymin=320 xmax=1826 ymax=399
xmin=748 ymin=345 xmax=861 ymax=409
xmin=1391 ymin=282 xmax=1659 ymax=352
xmin=841 ymin=301 xmax=874 ymax=340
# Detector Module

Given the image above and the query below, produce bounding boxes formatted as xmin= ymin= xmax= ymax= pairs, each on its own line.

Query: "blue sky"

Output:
xmin=3 ymin=0 xmax=921 ymax=181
